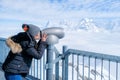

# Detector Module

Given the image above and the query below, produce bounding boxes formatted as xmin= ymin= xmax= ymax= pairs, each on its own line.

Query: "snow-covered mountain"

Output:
xmin=75 ymin=18 xmax=102 ymax=32
xmin=44 ymin=18 xmax=120 ymax=33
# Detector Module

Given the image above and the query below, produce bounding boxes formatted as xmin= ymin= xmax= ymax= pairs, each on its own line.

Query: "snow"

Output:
xmin=55 ymin=62 xmax=115 ymax=80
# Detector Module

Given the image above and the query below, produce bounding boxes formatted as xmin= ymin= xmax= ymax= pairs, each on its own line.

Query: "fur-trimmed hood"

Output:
xmin=6 ymin=37 xmax=22 ymax=54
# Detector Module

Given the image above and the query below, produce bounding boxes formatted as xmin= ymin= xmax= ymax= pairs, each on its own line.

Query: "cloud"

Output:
xmin=0 ymin=0 xmax=72 ymax=26
xmin=56 ymin=30 xmax=120 ymax=56
xmin=0 ymin=0 xmax=120 ymax=20
xmin=0 ymin=0 xmax=120 ymax=29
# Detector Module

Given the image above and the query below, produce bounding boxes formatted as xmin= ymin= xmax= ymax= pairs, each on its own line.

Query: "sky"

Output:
xmin=0 ymin=0 xmax=120 ymax=26
xmin=0 ymin=0 xmax=120 ymax=55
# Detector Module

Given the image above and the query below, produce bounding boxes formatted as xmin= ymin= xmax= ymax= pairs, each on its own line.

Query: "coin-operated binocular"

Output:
xmin=42 ymin=27 xmax=65 ymax=45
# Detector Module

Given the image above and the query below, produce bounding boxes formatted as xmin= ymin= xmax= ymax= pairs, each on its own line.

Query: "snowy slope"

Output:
xmin=53 ymin=62 xmax=115 ymax=80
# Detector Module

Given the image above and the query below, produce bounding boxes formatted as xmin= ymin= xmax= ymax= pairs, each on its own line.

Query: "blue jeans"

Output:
xmin=5 ymin=72 xmax=22 ymax=80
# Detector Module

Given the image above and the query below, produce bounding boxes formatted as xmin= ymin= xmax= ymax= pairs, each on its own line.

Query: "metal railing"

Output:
xmin=0 ymin=38 xmax=9 ymax=63
xmin=0 ymin=38 xmax=120 ymax=80
xmin=62 ymin=48 xmax=120 ymax=80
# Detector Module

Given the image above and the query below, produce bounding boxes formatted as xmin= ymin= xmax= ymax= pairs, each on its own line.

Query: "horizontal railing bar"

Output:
xmin=65 ymin=49 xmax=120 ymax=62
xmin=0 ymin=38 xmax=6 ymax=41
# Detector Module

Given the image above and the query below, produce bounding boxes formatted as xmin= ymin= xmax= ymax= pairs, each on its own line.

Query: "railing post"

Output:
xmin=55 ymin=50 xmax=59 ymax=80
xmin=62 ymin=46 xmax=68 ymax=80
xmin=46 ymin=45 xmax=54 ymax=80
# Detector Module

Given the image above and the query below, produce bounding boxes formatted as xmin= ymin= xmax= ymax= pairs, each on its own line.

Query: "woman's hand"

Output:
xmin=41 ymin=33 xmax=47 ymax=41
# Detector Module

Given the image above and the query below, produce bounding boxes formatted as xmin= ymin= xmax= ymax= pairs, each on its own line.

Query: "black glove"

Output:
xmin=37 ymin=39 xmax=48 ymax=49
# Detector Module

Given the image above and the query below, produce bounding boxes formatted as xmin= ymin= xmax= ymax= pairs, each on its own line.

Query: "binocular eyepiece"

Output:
xmin=42 ymin=27 xmax=64 ymax=44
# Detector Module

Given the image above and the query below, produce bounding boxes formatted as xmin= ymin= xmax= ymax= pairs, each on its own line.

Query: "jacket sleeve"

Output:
xmin=25 ymin=41 xmax=47 ymax=59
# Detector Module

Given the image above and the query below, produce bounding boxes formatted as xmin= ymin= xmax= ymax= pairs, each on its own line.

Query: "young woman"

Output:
xmin=2 ymin=24 xmax=47 ymax=80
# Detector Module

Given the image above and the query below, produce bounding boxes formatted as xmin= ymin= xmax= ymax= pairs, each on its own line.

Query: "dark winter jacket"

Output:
xmin=2 ymin=32 xmax=47 ymax=77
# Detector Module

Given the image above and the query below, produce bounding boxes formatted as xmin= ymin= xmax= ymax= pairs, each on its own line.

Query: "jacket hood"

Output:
xmin=6 ymin=37 xmax=22 ymax=54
